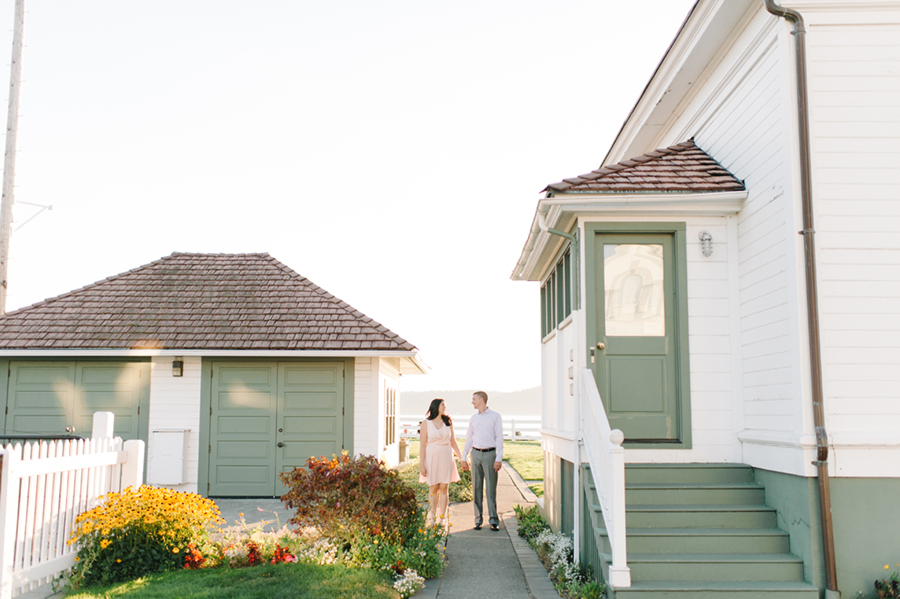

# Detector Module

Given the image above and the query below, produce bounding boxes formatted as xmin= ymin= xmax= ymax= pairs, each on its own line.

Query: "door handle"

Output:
xmin=277 ymin=442 xmax=285 ymax=448
xmin=596 ymin=342 xmax=606 ymax=350
xmin=65 ymin=426 xmax=74 ymax=433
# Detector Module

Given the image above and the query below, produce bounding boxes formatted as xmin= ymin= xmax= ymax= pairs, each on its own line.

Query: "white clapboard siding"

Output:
xmin=690 ymin=22 xmax=800 ymax=444
xmin=810 ymin=20 xmax=900 ymax=442
xmin=147 ymin=356 xmax=202 ymax=493
xmin=354 ymin=357 xmax=378 ymax=457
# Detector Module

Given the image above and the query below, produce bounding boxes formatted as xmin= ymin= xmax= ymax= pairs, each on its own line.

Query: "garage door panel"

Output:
xmin=6 ymin=362 xmax=144 ymax=444
xmin=217 ymin=392 xmax=273 ymax=410
xmin=283 ymin=392 xmax=335 ymax=410
xmin=283 ymin=416 xmax=335 ymax=436
xmin=217 ymin=440 xmax=270 ymax=459
xmin=208 ymin=361 xmax=345 ymax=497
xmin=208 ymin=363 xmax=278 ymax=496
xmin=216 ymin=465 xmax=270 ymax=484
xmin=12 ymin=391 xmax=71 ymax=409
xmin=14 ymin=365 xmax=74 ymax=386
xmin=216 ymin=416 xmax=271 ymax=435
xmin=219 ymin=368 xmax=271 ymax=386
xmin=80 ymin=391 xmax=135 ymax=409
xmin=283 ymin=368 xmax=335 ymax=386
xmin=10 ymin=415 xmax=69 ymax=434
xmin=80 ymin=366 xmax=135 ymax=386
xmin=76 ymin=364 xmax=143 ymax=442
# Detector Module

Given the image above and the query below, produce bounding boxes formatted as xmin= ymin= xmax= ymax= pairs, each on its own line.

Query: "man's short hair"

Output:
xmin=473 ymin=391 xmax=488 ymax=403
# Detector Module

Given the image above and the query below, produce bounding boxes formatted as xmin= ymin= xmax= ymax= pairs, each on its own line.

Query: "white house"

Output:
xmin=512 ymin=1 xmax=900 ymax=597
xmin=0 ymin=252 xmax=425 ymax=497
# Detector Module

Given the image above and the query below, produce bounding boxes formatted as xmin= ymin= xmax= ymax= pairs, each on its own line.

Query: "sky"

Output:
xmin=0 ymin=0 xmax=696 ymax=393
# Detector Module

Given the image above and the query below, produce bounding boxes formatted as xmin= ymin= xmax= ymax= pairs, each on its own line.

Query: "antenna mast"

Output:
xmin=0 ymin=0 xmax=25 ymax=314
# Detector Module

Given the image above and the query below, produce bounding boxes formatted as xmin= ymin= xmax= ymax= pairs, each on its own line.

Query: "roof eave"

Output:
xmin=511 ymin=188 xmax=748 ymax=282
xmin=603 ymin=0 xmax=757 ymax=164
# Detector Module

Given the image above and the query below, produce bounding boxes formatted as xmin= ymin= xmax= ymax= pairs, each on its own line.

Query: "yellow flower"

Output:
xmin=173 ymin=548 xmax=180 ymax=554
xmin=373 ymin=540 xmax=378 ymax=545
xmin=117 ymin=559 xmax=122 ymax=563
xmin=74 ymin=557 xmax=79 ymax=562
xmin=100 ymin=539 xmax=111 ymax=549
xmin=886 ymin=565 xmax=891 ymax=570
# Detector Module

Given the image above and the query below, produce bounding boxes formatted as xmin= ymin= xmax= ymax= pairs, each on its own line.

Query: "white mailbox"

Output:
xmin=148 ymin=429 xmax=190 ymax=485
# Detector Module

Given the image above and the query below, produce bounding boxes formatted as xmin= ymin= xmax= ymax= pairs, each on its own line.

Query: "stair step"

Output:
xmin=625 ymin=504 xmax=777 ymax=528
xmin=602 ymin=552 xmax=804 ymax=582
xmin=625 ymin=463 xmax=755 ymax=484
xmin=625 ymin=483 xmax=765 ymax=505
xmin=610 ymin=580 xmax=819 ymax=598
xmin=595 ymin=527 xmax=790 ymax=554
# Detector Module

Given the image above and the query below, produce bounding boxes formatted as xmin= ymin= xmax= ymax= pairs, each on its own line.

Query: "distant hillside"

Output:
xmin=400 ymin=387 xmax=541 ymax=417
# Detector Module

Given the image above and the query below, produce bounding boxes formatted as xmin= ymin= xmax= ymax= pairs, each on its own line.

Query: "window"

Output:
xmin=384 ymin=383 xmax=396 ymax=446
xmin=541 ymin=248 xmax=572 ymax=338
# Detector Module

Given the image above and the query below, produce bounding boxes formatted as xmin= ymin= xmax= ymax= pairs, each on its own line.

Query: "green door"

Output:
xmin=5 ymin=361 xmax=146 ymax=441
xmin=276 ymin=362 xmax=344 ymax=494
xmin=592 ymin=233 xmax=683 ymax=443
xmin=208 ymin=361 xmax=345 ymax=497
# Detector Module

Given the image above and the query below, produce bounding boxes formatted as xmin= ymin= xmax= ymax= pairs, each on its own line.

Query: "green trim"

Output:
xmin=0 ymin=358 xmax=8 ymax=435
xmin=583 ymin=222 xmax=692 ymax=448
xmin=342 ymin=357 xmax=355 ymax=456
xmin=198 ymin=358 xmax=212 ymax=498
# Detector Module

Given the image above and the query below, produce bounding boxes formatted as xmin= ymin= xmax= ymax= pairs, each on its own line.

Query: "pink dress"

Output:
xmin=419 ymin=418 xmax=461 ymax=485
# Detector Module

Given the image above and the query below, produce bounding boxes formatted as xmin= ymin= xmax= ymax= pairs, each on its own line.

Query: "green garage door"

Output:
xmin=208 ymin=361 xmax=344 ymax=497
xmin=5 ymin=361 xmax=148 ymax=441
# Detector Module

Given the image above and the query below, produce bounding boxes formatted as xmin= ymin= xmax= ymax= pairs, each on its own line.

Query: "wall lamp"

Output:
xmin=172 ymin=359 xmax=184 ymax=377
xmin=699 ymin=230 xmax=713 ymax=257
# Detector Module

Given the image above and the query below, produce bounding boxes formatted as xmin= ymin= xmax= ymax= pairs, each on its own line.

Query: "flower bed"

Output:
xmin=67 ymin=455 xmax=447 ymax=599
xmin=513 ymin=505 xmax=605 ymax=599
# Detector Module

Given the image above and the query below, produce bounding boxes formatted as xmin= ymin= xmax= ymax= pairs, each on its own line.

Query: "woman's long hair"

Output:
xmin=426 ymin=398 xmax=452 ymax=426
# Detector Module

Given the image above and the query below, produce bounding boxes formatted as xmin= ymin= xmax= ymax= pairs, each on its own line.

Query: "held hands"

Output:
xmin=460 ymin=460 xmax=470 ymax=471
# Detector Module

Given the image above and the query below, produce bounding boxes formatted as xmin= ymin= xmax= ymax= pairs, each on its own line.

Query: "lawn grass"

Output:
xmin=65 ymin=562 xmax=398 ymax=599
xmin=404 ymin=439 xmax=543 ymax=484
xmin=529 ymin=483 xmax=544 ymax=498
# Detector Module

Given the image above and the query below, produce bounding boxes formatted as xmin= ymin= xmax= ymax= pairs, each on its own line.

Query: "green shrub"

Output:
xmin=347 ymin=510 xmax=446 ymax=579
xmin=514 ymin=504 xmax=550 ymax=540
xmin=280 ymin=453 xmax=419 ymax=547
xmin=875 ymin=568 xmax=900 ymax=598
xmin=67 ymin=486 xmax=223 ymax=587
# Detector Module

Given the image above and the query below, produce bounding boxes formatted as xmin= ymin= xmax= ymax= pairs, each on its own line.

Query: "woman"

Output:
xmin=419 ymin=398 xmax=464 ymax=527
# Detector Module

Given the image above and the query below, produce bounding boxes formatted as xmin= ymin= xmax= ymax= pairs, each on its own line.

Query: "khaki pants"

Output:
xmin=471 ymin=449 xmax=499 ymax=527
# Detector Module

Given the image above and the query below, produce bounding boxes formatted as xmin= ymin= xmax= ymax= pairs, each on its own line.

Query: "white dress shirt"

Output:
xmin=463 ymin=408 xmax=504 ymax=462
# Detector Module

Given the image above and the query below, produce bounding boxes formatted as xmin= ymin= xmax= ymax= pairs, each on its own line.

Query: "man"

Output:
xmin=461 ymin=391 xmax=503 ymax=531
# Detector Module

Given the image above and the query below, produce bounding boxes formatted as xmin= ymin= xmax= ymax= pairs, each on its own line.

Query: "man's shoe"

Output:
xmin=490 ymin=524 xmax=500 ymax=531
xmin=474 ymin=525 xmax=482 ymax=530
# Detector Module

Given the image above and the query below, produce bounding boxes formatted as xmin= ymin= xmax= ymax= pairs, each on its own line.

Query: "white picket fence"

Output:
xmin=398 ymin=415 xmax=541 ymax=440
xmin=0 ymin=412 xmax=145 ymax=599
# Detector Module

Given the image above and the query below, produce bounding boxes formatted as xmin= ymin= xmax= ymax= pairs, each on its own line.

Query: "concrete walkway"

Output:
xmin=416 ymin=464 xmax=561 ymax=599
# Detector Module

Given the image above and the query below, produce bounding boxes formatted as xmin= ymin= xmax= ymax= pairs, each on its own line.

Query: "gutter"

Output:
xmin=763 ymin=2 xmax=838 ymax=596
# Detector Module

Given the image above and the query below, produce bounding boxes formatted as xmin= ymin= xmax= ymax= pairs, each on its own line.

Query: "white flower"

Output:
xmin=393 ymin=569 xmax=426 ymax=599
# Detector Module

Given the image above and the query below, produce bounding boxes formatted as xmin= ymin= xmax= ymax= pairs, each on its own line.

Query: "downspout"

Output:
xmin=763 ymin=2 xmax=838 ymax=596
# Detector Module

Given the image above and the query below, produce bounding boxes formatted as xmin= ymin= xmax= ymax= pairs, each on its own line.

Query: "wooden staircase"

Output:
xmin=583 ymin=463 xmax=819 ymax=598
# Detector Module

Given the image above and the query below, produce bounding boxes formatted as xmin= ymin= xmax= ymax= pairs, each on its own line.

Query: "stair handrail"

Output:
xmin=580 ymin=369 xmax=631 ymax=587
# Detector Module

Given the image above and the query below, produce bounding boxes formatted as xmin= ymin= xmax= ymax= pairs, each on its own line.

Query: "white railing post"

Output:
xmin=121 ymin=440 xmax=145 ymax=490
xmin=607 ymin=429 xmax=630 ymax=587
xmin=580 ymin=369 xmax=631 ymax=588
xmin=0 ymin=448 xmax=20 ymax=599
xmin=92 ymin=411 xmax=115 ymax=440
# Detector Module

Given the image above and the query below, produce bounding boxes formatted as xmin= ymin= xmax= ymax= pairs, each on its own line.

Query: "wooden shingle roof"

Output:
xmin=545 ymin=139 xmax=744 ymax=194
xmin=0 ymin=253 xmax=416 ymax=351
